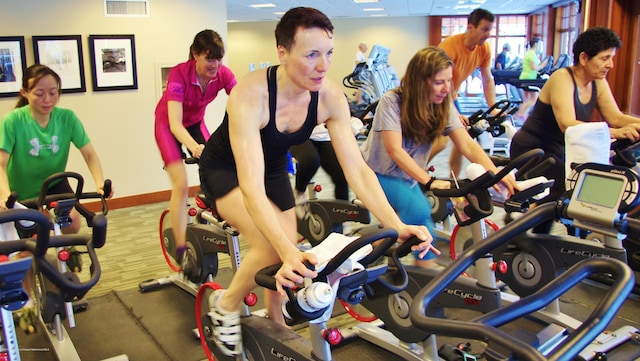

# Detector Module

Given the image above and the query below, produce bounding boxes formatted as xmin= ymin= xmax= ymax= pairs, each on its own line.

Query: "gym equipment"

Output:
xmin=343 ymin=149 xmax=552 ymax=361
xmin=139 ymin=155 xmax=245 ymax=290
xmin=466 ymin=99 xmax=519 ymax=140
xmin=410 ymin=161 xmax=640 ymax=361
xmin=343 ymin=44 xmax=396 ymax=114
xmin=0 ymin=174 xmax=126 ymax=361
xmin=466 ymin=99 xmax=519 ymax=155
xmin=196 ymin=227 xmax=420 ymax=361
xmin=22 ymin=173 xmax=114 ymax=360
xmin=296 ymin=179 xmax=371 ymax=246
xmin=137 ymin=162 xmax=258 ymax=340
xmin=138 ymin=189 xmax=246 ymax=294
xmin=493 ymin=160 xmax=639 ymax=298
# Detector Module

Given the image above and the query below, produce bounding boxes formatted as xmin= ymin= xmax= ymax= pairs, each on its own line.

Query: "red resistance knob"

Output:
xmin=493 ymin=260 xmax=508 ymax=274
xmin=188 ymin=208 xmax=198 ymax=217
xmin=314 ymin=184 xmax=322 ymax=192
xmin=244 ymin=292 xmax=258 ymax=307
xmin=323 ymin=328 xmax=343 ymax=345
xmin=58 ymin=248 xmax=71 ymax=262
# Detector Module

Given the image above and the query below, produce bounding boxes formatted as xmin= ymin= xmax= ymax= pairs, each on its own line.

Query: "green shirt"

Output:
xmin=0 ymin=105 xmax=90 ymax=200
xmin=519 ymin=49 xmax=541 ymax=80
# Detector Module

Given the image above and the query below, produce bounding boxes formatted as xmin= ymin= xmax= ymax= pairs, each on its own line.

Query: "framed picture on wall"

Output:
xmin=33 ymin=35 xmax=86 ymax=93
xmin=88 ymin=34 xmax=138 ymax=91
xmin=155 ymin=62 xmax=174 ymax=102
xmin=0 ymin=36 xmax=27 ymax=98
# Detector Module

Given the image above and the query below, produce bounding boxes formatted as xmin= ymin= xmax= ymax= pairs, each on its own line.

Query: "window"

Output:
xmin=555 ymin=2 xmax=579 ymax=63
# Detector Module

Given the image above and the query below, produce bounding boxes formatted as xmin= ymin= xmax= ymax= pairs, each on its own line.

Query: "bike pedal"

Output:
xmin=73 ymin=300 xmax=88 ymax=313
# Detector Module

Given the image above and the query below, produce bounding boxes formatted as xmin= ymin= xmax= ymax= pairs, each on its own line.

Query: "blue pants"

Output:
xmin=376 ymin=174 xmax=437 ymax=260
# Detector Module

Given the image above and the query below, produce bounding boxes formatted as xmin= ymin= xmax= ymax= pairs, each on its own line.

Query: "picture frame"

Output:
xmin=88 ymin=34 xmax=138 ymax=91
xmin=155 ymin=62 xmax=174 ymax=102
xmin=0 ymin=36 xmax=27 ymax=98
xmin=32 ymin=35 xmax=86 ymax=93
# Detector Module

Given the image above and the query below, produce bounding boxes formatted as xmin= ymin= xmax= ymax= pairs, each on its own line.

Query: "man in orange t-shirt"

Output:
xmin=433 ymin=8 xmax=496 ymax=177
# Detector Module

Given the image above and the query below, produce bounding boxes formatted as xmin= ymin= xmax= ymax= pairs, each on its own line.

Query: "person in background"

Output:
xmin=361 ymin=46 xmax=516 ymax=268
xmin=495 ymin=43 xmax=511 ymax=70
xmin=434 ymin=8 xmax=498 ymax=177
xmin=197 ymin=7 xmax=435 ymax=356
xmin=514 ymin=37 xmax=549 ymax=121
xmin=0 ymin=64 xmax=112 ymax=333
xmin=0 ymin=64 xmax=111 ymax=227
xmin=289 ymin=124 xmax=349 ymax=212
xmin=154 ymin=29 xmax=236 ymax=278
xmin=510 ymin=27 xmax=640 ymax=233
xmin=353 ymin=42 xmax=369 ymax=104
xmin=355 ymin=42 xmax=368 ymax=66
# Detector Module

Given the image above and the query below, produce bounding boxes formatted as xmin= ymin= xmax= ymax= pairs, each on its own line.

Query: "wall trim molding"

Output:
xmin=83 ymin=186 xmax=200 ymax=212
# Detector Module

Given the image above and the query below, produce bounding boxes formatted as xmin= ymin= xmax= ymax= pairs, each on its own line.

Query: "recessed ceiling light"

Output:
xmin=363 ymin=7 xmax=385 ymax=11
xmin=354 ymin=0 xmax=379 ymax=3
xmin=370 ymin=14 xmax=388 ymax=17
xmin=250 ymin=3 xmax=276 ymax=9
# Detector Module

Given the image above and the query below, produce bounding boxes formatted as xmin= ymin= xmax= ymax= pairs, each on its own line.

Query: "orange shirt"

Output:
xmin=438 ymin=34 xmax=492 ymax=99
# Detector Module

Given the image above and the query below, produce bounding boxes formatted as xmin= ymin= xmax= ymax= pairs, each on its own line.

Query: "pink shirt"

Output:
xmin=154 ymin=59 xmax=237 ymax=127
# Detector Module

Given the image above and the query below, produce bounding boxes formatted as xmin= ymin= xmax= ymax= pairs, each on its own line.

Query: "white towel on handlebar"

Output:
xmin=565 ymin=122 xmax=610 ymax=189
xmin=304 ymin=232 xmax=373 ymax=274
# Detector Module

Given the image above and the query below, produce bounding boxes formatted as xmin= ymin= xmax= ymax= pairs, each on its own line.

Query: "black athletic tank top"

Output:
xmin=518 ymin=67 xmax=597 ymax=150
xmin=200 ymin=65 xmax=319 ymax=176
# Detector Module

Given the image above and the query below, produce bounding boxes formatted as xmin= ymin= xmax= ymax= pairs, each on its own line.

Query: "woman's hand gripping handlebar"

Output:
xmin=255 ymin=229 xmax=401 ymax=320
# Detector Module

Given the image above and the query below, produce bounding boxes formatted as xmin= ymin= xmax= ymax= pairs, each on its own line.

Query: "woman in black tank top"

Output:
xmin=196 ymin=7 xmax=436 ymax=357
xmin=510 ymin=26 xmax=640 ymax=233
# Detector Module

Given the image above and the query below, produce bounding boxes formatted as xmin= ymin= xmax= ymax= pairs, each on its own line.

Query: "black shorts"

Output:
xmin=48 ymin=179 xmax=75 ymax=196
xmin=199 ymin=167 xmax=294 ymax=212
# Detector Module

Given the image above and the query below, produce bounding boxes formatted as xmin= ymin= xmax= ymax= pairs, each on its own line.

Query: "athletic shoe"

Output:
xmin=16 ymin=306 xmax=37 ymax=335
xmin=294 ymin=190 xmax=308 ymax=219
xmin=208 ymin=290 xmax=242 ymax=356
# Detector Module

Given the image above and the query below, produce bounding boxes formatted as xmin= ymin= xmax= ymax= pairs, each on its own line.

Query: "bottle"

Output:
xmin=282 ymin=282 xmax=333 ymax=320
xmin=297 ymin=282 xmax=332 ymax=313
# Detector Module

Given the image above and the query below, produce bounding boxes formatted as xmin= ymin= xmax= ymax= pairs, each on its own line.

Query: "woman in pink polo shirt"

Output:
xmin=154 ymin=29 xmax=236 ymax=277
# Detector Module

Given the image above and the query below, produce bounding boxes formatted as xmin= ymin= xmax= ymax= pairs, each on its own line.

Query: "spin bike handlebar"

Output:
xmin=431 ymin=148 xmax=545 ymax=199
xmin=618 ymin=216 xmax=640 ymax=238
xmin=409 ymin=201 xmax=636 ymax=361
xmin=0 ymin=205 xmax=107 ymax=302
xmin=255 ymin=228 xmax=404 ymax=319
xmin=610 ymin=137 xmax=640 ymax=168
xmin=21 ymin=171 xmax=112 ymax=232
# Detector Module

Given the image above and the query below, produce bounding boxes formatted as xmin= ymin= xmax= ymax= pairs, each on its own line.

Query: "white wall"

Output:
xmin=0 ymin=0 xmax=229 ymax=198
xmin=227 ymin=16 xmax=430 ymax=100
xmin=0 ymin=1 xmax=430 ymax=201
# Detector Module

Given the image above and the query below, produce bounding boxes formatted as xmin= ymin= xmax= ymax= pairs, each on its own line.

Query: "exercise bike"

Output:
xmin=138 ymin=189 xmax=244 ymax=291
xmin=410 ymin=161 xmax=640 ymax=361
xmin=492 ymin=158 xmax=639 ymax=298
xmin=196 ymin=227 xmax=421 ymax=361
xmin=296 ymin=179 xmax=372 ymax=246
xmin=138 ymin=158 xmax=259 ymax=340
xmin=0 ymin=174 xmax=125 ymax=361
xmin=343 ymin=149 xmax=554 ymax=361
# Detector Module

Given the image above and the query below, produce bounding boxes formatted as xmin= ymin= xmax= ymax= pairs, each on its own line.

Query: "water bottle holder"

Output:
xmin=451 ymin=189 xmax=493 ymax=226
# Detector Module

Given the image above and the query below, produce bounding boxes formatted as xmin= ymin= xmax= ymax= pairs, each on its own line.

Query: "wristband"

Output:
xmin=424 ymin=177 xmax=436 ymax=190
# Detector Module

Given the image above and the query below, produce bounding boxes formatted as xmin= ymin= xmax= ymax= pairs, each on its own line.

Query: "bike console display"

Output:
xmin=566 ymin=162 xmax=640 ymax=227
